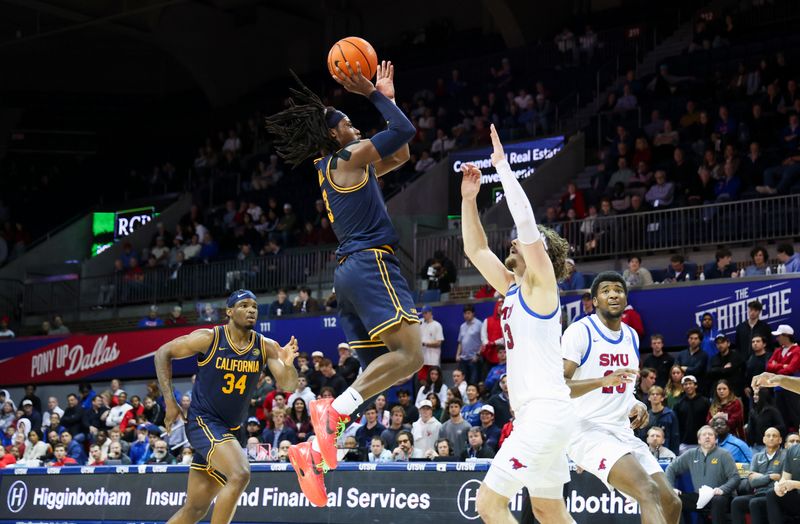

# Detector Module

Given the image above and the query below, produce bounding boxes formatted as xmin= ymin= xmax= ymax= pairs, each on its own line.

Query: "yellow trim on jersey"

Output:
xmin=190 ymin=463 xmax=227 ymax=486
xmin=373 ymin=249 xmax=402 ymax=311
xmin=369 ymin=314 xmax=420 ymax=340
xmin=349 ymin=341 xmax=387 ymax=350
xmin=224 ymin=324 xmax=255 ymax=355
xmin=197 ymin=327 xmax=220 ymax=367
xmin=197 ymin=416 xmax=237 ymax=467
xmin=364 ymin=248 xmax=420 ymax=340
xmin=260 ymin=335 xmax=268 ymax=368
xmin=326 ymin=157 xmax=369 ymax=193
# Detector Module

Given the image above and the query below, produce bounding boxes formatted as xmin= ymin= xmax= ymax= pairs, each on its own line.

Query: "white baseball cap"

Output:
xmin=681 ymin=375 xmax=697 ymax=385
xmin=772 ymin=324 xmax=795 ymax=336
xmin=338 ymin=342 xmax=350 ymax=351
xmin=418 ymin=400 xmax=433 ymax=409
xmin=311 ymin=351 xmax=324 ymax=358
xmin=480 ymin=405 xmax=495 ymax=415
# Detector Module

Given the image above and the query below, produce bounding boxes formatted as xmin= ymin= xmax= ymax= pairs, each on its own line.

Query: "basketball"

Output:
xmin=327 ymin=36 xmax=378 ymax=80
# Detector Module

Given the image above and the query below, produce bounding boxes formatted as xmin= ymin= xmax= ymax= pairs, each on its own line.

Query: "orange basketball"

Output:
xmin=327 ymin=36 xmax=378 ymax=80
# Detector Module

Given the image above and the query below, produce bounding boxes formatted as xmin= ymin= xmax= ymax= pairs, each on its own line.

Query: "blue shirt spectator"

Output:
xmin=559 ymin=259 xmax=585 ymax=291
xmin=138 ymin=306 xmax=164 ymax=328
xmin=778 ymin=243 xmax=800 ymax=273
xmin=711 ymin=417 xmax=753 ymax=463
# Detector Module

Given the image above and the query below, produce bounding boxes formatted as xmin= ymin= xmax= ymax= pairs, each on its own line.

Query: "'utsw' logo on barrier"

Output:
xmin=7 ymin=480 xmax=27 ymax=513
xmin=457 ymin=479 xmax=482 ymax=520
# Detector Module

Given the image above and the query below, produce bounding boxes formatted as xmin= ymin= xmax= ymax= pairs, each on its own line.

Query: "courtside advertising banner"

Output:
xmin=447 ymin=136 xmax=565 ymax=213
xmin=562 ymin=275 xmax=799 ymax=347
xmin=0 ymin=463 xmax=643 ymax=523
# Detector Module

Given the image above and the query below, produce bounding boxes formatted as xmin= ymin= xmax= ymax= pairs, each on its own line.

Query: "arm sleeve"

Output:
xmin=494 ymin=159 xmax=540 ymax=245
xmin=562 ymin=322 xmax=590 ymax=366
xmin=367 ymin=91 xmax=416 ymax=158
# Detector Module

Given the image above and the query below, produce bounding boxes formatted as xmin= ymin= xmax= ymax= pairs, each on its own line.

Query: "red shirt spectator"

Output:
xmin=558 ymin=182 xmax=586 ymax=219
xmin=766 ymin=326 xmax=800 ymax=375
xmin=481 ymin=299 xmax=504 ymax=366
xmin=621 ymin=305 xmax=645 ymax=338
xmin=0 ymin=446 xmax=17 ymax=468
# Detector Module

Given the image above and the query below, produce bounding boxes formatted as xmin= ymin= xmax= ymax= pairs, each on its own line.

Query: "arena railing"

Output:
xmin=21 ymin=245 xmax=338 ymax=316
xmin=414 ymin=194 xmax=800 ymax=273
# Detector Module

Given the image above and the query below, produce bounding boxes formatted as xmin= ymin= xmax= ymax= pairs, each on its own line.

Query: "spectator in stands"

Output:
xmin=84 ymin=395 xmax=108 ymax=442
xmin=392 ymin=430 xmax=423 ymax=461
xmin=411 ymin=400 xmax=441 ymax=455
xmin=676 ymin=328 xmax=709 ymax=388
xmin=142 ymin=396 xmax=164 ymax=427
xmin=635 ymin=368 xmax=657 ymax=408
xmin=666 ymin=425 xmax=739 ymax=524
xmin=641 ymin=386 xmax=679 ymax=454
xmin=104 ymin=440 xmax=130 ymax=465
xmin=748 ymin=388 xmax=786 ymax=447
xmin=268 ymin=289 xmax=293 ymax=318
xmin=646 ymin=426 xmax=676 ymax=461
xmin=48 ymin=443 xmax=77 ymax=467
xmin=316 ymin=358 xmax=347 ymax=397
xmin=675 ymin=375 xmax=710 ymax=454
xmin=622 ymin=304 xmax=645 ymax=339
xmin=380 ymin=406 xmax=407 ymax=451
xmin=559 ymin=258 xmax=585 ymax=291
xmin=287 ymin=376 xmax=314 ymax=411
xmin=715 ymin=161 xmax=742 ymax=201
xmin=138 ymin=305 xmax=163 ymax=328
xmin=416 ymin=366 xmax=447 ymax=408
xmin=19 ymin=399 xmax=42 ymax=438
xmin=22 ymin=430 xmax=47 ymax=464
xmin=711 ymin=413 xmax=752 ymax=463
xmin=355 ymin=404 xmax=385 ymax=449
xmin=732 ymin=427 xmax=785 ymax=524
xmin=395 ymin=389 xmax=419 ymax=425
xmin=745 ymin=246 xmax=771 ymax=277
xmin=106 ymin=391 xmax=131 ymax=429
xmin=456 ymin=304 xmax=482 ymax=385
xmin=477 ymin=405 xmax=501 ymax=451
xmin=697 ymin=313 xmax=720 ymax=358
xmin=49 ymin=315 xmax=69 ymax=334
xmin=766 ymin=434 xmax=800 ymax=522
xmin=262 ymin=408 xmax=297 ymax=450
xmin=757 ymin=146 xmax=800 ymax=195
xmin=245 ymin=417 xmax=261 ymax=441
xmin=461 ymin=384 xmax=484 ymax=426
xmin=574 ymin=292 xmax=594 ymax=321
xmin=368 ymin=435 xmax=392 ymax=463
xmin=86 ymin=444 xmax=105 ymax=466
xmin=737 ymin=301 xmax=772 ymax=358
xmin=43 ymin=413 xmax=63 ymax=437
xmin=451 ymin=369 xmax=468 ymax=402
xmin=745 ymin=335 xmax=771 ymax=397
xmin=708 ymin=379 xmax=746 ymax=440
xmin=687 ymin=165 xmax=718 ymax=205
xmin=60 ymin=431 xmax=86 ymax=464
xmin=0 ymin=318 xmax=13 ymax=339
xmin=663 ymin=254 xmax=691 ymax=283
xmin=776 ymin=243 xmax=800 ymax=273
xmin=623 ymin=255 xmax=653 ymax=287
xmin=487 ymin=374 xmax=511 ymax=427
xmin=165 ymin=305 xmax=187 ymax=326
xmin=41 ymin=396 xmax=64 ymax=431
xmin=336 ymin=343 xmax=359 ymax=386
xmin=461 ymin=427 xmax=495 ymax=460
xmin=146 ymin=439 xmax=176 ymax=465
xmin=483 ymin=348 xmax=507 ymax=394
xmin=708 ymin=334 xmax=746 ymax=397
xmin=766 ymin=324 xmax=800 ymax=430
xmin=786 ymin=434 xmax=799 ymax=449
xmin=419 ymin=305 xmax=444 ymax=382
xmin=643 ymin=334 xmax=675 ymax=388
xmin=558 ymin=182 xmax=586 ymax=219
xmin=645 ymin=169 xmax=674 ymax=208
xmin=705 ymin=248 xmax=737 ymax=280
xmin=245 ymin=437 xmax=269 ymax=462
xmin=294 ymin=287 xmax=319 ymax=314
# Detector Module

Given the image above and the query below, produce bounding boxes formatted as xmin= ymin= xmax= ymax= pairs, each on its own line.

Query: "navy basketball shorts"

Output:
xmin=335 ymin=247 xmax=420 ymax=367
xmin=186 ymin=412 xmax=241 ymax=485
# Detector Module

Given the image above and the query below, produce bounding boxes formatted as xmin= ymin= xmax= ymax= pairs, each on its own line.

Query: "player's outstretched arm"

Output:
xmin=265 ymin=336 xmax=299 ymax=392
xmin=371 ymin=61 xmax=411 ymax=176
xmin=460 ymin=163 xmax=515 ymax=294
xmin=562 ymin=359 xmax=638 ymax=398
xmin=154 ymin=328 xmax=215 ymax=433
xmin=488 ymin=125 xmax=556 ymax=291
xmin=753 ymin=372 xmax=800 ymax=394
xmin=331 ymin=61 xmax=414 ymax=173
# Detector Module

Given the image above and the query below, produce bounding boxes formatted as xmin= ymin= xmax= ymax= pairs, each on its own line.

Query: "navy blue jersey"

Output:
xmin=190 ymin=325 xmax=267 ymax=428
xmin=314 ymin=146 xmax=399 ymax=257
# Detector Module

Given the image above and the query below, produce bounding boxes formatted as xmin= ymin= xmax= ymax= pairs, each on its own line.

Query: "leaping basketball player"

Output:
xmin=460 ymin=125 xmax=632 ymax=524
xmin=562 ymin=273 xmax=682 ymax=523
xmin=265 ymin=61 xmax=423 ymax=506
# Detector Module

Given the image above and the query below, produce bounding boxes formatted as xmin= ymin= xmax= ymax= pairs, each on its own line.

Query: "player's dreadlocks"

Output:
xmin=264 ymin=70 xmax=341 ymax=167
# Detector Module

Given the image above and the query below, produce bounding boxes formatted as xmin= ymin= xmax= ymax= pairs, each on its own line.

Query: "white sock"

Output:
xmin=331 ymin=387 xmax=363 ymax=416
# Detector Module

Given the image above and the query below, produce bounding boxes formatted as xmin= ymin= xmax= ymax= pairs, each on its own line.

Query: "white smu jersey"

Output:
xmin=562 ymin=314 xmax=640 ymax=429
xmin=500 ymin=283 xmax=571 ymax=412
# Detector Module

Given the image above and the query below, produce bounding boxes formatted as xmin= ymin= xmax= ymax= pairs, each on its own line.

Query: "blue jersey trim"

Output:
xmin=625 ymin=324 xmax=640 ymax=359
xmin=579 ymin=323 xmax=592 ymax=367
xmin=588 ymin=315 xmax=623 ymax=344
xmin=516 ymin=288 xmax=559 ymax=319
xmin=506 ymin=284 xmax=519 ymax=296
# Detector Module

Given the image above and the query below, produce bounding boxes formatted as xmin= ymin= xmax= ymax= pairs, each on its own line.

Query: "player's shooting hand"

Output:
xmin=489 ymin=124 xmax=505 ymax=166
xmin=278 ymin=336 xmax=299 ymax=367
xmin=460 ymin=163 xmax=482 ymax=201
xmin=375 ymin=60 xmax=395 ymax=100
xmin=600 ymin=368 xmax=638 ymax=388
xmin=332 ymin=62 xmax=376 ymax=97
xmin=628 ymin=400 xmax=649 ymax=429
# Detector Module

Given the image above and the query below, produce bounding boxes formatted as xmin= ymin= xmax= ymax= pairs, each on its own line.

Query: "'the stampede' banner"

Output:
xmin=562 ymin=275 xmax=799 ymax=347
xmin=0 ymin=463 xmax=647 ymax=524
xmin=447 ymin=136 xmax=565 ymax=214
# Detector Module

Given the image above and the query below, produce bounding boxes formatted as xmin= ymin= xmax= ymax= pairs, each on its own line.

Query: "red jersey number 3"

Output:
xmin=503 ymin=323 xmax=515 ymax=350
